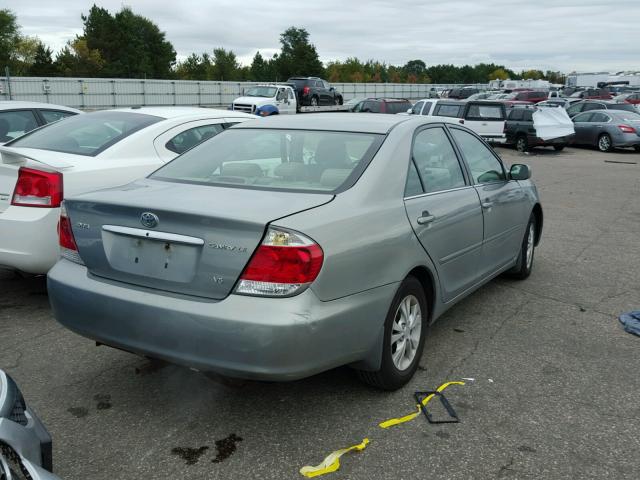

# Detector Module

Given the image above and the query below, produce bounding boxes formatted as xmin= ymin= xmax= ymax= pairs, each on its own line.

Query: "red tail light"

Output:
xmin=302 ymin=86 xmax=310 ymax=96
xmin=619 ymin=124 xmax=636 ymax=133
xmin=11 ymin=167 xmax=63 ymax=208
xmin=58 ymin=203 xmax=83 ymax=264
xmin=236 ymin=227 xmax=323 ymax=297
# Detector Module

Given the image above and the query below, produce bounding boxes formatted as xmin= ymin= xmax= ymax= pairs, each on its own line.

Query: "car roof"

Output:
xmin=110 ymin=106 xmax=253 ymax=120
xmin=363 ymin=98 xmax=411 ymax=102
xmin=233 ymin=112 xmax=417 ymax=134
xmin=0 ymin=101 xmax=81 ymax=113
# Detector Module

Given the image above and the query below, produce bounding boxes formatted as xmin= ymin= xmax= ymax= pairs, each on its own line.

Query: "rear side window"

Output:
xmin=590 ymin=112 xmax=610 ymax=123
xmin=434 ymin=104 xmax=463 ymax=118
xmin=0 ymin=110 xmax=39 ymax=142
xmin=404 ymin=161 xmax=423 ymax=197
xmin=386 ymin=102 xmax=412 ymax=114
xmin=40 ymin=110 xmax=77 ymax=124
xmin=165 ymin=124 xmax=225 ymax=154
xmin=411 ymin=101 xmax=425 ymax=115
xmin=609 ymin=103 xmax=636 ymax=112
xmin=451 ymin=128 xmax=505 ymax=184
xmin=572 ymin=112 xmax=593 ymax=122
xmin=363 ymin=101 xmax=381 ymax=113
xmin=9 ymin=111 xmax=162 ymax=156
xmin=412 ymin=127 xmax=465 ymax=193
xmin=153 ymin=129 xmax=384 ymax=193
xmin=465 ymin=104 xmax=504 ymax=121
xmin=508 ymin=109 xmax=523 ymax=121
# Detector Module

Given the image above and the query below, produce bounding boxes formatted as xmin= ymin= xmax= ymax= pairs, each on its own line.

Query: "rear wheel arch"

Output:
xmin=406 ymin=266 xmax=436 ymax=324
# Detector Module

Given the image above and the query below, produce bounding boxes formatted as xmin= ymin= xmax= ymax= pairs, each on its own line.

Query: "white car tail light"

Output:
xmin=11 ymin=167 xmax=63 ymax=208
xmin=235 ymin=227 xmax=323 ymax=297
xmin=58 ymin=203 xmax=84 ymax=265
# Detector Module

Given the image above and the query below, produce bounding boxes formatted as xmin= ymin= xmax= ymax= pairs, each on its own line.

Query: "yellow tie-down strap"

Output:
xmin=378 ymin=381 xmax=465 ymax=429
xmin=299 ymin=438 xmax=370 ymax=478
xmin=299 ymin=381 xmax=465 ymax=477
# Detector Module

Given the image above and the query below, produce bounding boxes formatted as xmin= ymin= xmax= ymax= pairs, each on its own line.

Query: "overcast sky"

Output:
xmin=5 ymin=0 xmax=640 ymax=73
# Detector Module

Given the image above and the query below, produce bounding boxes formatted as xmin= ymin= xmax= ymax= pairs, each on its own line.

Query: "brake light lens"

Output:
xmin=235 ymin=227 xmax=323 ymax=297
xmin=58 ymin=202 xmax=83 ymax=264
xmin=619 ymin=124 xmax=636 ymax=133
xmin=302 ymin=86 xmax=310 ymax=96
xmin=11 ymin=167 xmax=63 ymax=208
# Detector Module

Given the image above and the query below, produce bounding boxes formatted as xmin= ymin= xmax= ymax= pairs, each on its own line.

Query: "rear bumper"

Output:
xmin=47 ymin=259 xmax=396 ymax=381
xmin=529 ymin=134 xmax=575 ymax=146
xmin=612 ymin=132 xmax=640 ymax=148
xmin=0 ymin=206 xmax=59 ymax=274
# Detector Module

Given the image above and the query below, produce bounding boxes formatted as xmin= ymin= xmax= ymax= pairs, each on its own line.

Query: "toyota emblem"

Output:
xmin=140 ymin=212 xmax=159 ymax=228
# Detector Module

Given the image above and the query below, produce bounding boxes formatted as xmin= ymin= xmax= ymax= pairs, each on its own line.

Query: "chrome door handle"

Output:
xmin=417 ymin=212 xmax=436 ymax=225
xmin=481 ymin=201 xmax=494 ymax=209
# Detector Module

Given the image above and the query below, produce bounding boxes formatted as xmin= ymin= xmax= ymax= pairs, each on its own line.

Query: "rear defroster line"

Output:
xmin=299 ymin=381 xmax=465 ymax=477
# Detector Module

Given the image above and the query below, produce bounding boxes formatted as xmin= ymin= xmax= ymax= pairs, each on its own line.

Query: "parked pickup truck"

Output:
xmin=231 ymin=84 xmax=297 ymax=115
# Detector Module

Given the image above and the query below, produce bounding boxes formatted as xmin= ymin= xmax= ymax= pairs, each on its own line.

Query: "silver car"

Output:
xmin=572 ymin=109 xmax=640 ymax=152
xmin=48 ymin=114 xmax=543 ymax=390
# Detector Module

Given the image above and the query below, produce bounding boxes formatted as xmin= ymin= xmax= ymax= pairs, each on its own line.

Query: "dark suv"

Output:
xmin=507 ymin=90 xmax=548 ymax=103
xmin=351 ymin=98 xmax=413 ymax=114
xmin=286 ymin=77 xmax=343 ymax=107
xmin=505 ymin=107 xmax=574 ymax=152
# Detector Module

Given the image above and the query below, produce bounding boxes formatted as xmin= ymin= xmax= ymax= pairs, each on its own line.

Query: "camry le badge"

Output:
xmin=140 ymin=212 xmax=159 ymax=228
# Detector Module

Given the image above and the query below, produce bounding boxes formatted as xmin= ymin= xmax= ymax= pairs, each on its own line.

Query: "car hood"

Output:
xmin=233 ymin=96 xmax=274 ymax=104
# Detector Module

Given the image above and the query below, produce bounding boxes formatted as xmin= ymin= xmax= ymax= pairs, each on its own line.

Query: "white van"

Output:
xmin=406 ymin=99 xmax=506 ymax=144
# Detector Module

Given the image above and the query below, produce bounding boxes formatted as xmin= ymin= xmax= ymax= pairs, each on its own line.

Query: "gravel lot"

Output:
xmin=1 ymin=145 xmax=639 ymax=479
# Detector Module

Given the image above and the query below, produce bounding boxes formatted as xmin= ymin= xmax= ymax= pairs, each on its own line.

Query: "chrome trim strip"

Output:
xmin=102 ymin=225 xmax=205 ymax=246
xmin=403 ymin=185 xmax=474 ymax=201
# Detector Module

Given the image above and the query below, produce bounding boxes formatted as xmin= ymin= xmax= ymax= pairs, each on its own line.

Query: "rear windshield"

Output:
xmin=8 ymin=111 xmax=161 ymax=156
xmin=152 ymin=129 xmax=384 ymax=193
xmin=385 ymin=102 xmax=412 ymax=114
xmin=466 ymin=104 xmax=505 ymax=121
xmin=287 ymin=79 xmax=307 ymax=88
xmin=244 ymin=87 xmax=277 ymax=97
xmin=609 ymin=103 xmax=636 ymax=112
xmin=434 ymin=104 xmax=463 ymax=118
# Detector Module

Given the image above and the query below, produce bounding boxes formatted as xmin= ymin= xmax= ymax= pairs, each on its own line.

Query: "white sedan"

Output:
xmin=0 ymin=107 xmax=256 ymax=274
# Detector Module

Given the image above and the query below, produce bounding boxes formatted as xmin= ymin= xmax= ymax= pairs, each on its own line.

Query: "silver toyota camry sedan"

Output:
xmin=47 ymin=114 xmax=542 ymax=390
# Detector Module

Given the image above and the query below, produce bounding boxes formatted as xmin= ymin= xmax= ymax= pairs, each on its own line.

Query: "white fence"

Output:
xmin=0 ymin=77 xmax=487 ymax=109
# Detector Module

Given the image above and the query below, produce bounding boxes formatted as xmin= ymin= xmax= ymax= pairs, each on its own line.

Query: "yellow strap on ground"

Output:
xmin=378 ymin=381 xmax=465 ymax=429
xmin=299 ymin=438 xmax=370 ymax=478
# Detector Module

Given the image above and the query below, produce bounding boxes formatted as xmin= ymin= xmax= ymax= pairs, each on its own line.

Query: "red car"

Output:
xmin=569 ymin=88 xmax=613 ymax=100
xmin=504 ymin=90 xmax=548 ymax=103
xmin=615 ymin=92 xmax=640 ymax=105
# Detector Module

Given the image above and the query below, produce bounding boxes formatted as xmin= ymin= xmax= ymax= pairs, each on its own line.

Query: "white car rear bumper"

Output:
xmin=0 ymin=206 xmax=60 ymax=274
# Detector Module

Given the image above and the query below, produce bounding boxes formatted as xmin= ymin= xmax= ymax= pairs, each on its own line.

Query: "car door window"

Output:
xmin=412 ymin=127 xmax=466 ymax=193
xmin=0 ymin=110 xmax=39 ymax=142
xmin=411 ymin=101 xmax=425 ymax=115
xmin=567 ymin=103 xmax=582 ymax=116
xmin=363 ymin=101 xmax=380 ymax=113
xmin=583 ymin=102 xmax=601 ymax=112
xmin=572 ymin=112 xmax=593 ymax=123
xmin=450 ymin=128 xmax=505 ymax=184
xmin=590 ymin=112 xmax=610 ymax=123
xmin=434 ymin=104 xmax=463 ymax=117
xmin=404 ymin=160 xmax=424 ymax=197
xmin=40 ymin=110 xmax=76 ymax=124
xmin=165 ymin=123 xmax=225 ymax=154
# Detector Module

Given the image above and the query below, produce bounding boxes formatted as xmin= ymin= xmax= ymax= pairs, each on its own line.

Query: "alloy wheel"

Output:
xmin=526 ymin=223 xmax=535 ymax=269
xmin=598 ymin=135 xmax=611 ymax=152
xmin=390 ymin=295 xmax=422 ymax=371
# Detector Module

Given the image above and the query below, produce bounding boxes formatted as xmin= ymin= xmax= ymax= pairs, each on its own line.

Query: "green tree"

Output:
xmin=274 ymin=27 xmax=324 ymax=79
xmin=11 ymin=36 xmax=40 ymax=75
xmin=250 ymin=51 xmax=274 ymax=81
xmin=521 ymin=69 xmax=544 ymax=80
xmin=81 ymin=5 xmax=176 ymax=78
xmin=54 ymin=38 xmax=105 ymax=77
xmin=403 ymin=60 xmax=426 ymax=77
xmin=30 ymin=42 xmax=56 ymax=76
xmin=0 ymin=9 xmax=20 ymax=70
xmin=211 ymin=48 xmax=239 ymax=81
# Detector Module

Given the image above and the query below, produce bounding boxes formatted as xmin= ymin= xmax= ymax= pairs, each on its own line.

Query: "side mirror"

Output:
xmin=407 ymin=108 xmax=413 ymax=114
xmin=329 ymin=87 xmax=335 ymax=91
xmin=509 ymin=164 xmax=531 ymax=180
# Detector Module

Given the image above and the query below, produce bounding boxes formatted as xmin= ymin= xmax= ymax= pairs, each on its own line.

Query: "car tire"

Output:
xmin=508 ymin=214 xmax=536 ymax=280
xmin=516 ymin=135 xmax=529 ymax=153
xmin=553 ymin=145 xmax=565 ymax=151
xmin=310 ymin=96 xmax=319 ymax=107
xmin=335 ymin=96 xmax=343 ymax=105
xmin=357 ymin=276 xmax=428 ymax=391
xmin=598 ymin=133 xmax=613 ymax=152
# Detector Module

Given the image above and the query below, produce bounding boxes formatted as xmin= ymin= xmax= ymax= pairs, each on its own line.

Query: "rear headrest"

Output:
xmin=274 ymin=162 xmax=307 ymax=180
xmin=320 ymin=169 xmax=351 ymax=189
xmin=221 ymin=162 xmax=263 ymax=178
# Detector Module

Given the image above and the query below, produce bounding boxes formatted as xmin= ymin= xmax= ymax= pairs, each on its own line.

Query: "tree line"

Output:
xmin=0 ymin=5 xmax=566 ymax=84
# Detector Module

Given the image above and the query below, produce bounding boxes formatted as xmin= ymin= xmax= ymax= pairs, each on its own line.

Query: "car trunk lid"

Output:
xmin=64 ymin=179 xmax=333 ymax=299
